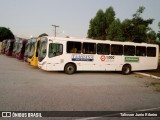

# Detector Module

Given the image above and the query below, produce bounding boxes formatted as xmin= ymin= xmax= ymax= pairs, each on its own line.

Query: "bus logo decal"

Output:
xmin=106 ymin=56 xmax=115 ymax=62
xmin=100 ymin=55 xmax=106 ymax=61
xmin=125 ymin=57 xmax=139 ymax=62
xmin=100 ymin=56 xmax=115 ymax=62
xmin=72 ymin=55 xmax=94 ymax=61
xmin=107 ymin=56 xmax=115 ymax=59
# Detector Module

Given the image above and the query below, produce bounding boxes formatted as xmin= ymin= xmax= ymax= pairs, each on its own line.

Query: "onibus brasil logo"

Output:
xmin=1 ymin=112 xmax=42 ymax=118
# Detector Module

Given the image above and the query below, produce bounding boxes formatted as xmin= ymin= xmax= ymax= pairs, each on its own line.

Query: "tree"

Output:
xmin=121 ymin=19 xmax=134 ymax=41
xmin=107 ymin=19 xmax=124 ymax=41
xmin=87 ymin=9 xmax=106 ymax=40
xmin=132 ymin=6 xmax=145 ymax=18
xmin=147 ymin=30 xmax=157 ymax=44
xmin=157 ymin=22 xmax=160 ymax=42
xmin=157 ymin=32 xmax=160 ymax=42
xmin=94 ymin=9 xmax=106 ymax=39
xmin=87 ymin=7 xmax=116 ymax=40
xmin=105 ymin=6 xmax=116 ymax=38
xmin=87 ymin=19 xmax=96 ymax=39
xmin=131 ymin=6 xmax=154 ymax=43
xmin=87 ymin=6 xmax=156 ymax=43
xmin=0 ymin=27 xmax=14 ymax=42
xmin=121 ymin=6 xmax=154 ymax=43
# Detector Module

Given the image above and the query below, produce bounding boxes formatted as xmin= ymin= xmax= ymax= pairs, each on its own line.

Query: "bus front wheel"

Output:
xmin=122 ymin=64 xmax=131 ymax=75
xmin=64 ymin=63 xmax=76 ymax=74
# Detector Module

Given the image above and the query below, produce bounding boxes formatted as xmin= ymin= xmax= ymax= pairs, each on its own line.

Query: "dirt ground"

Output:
xmin=141 ymin=62 xmax=160 ymax=92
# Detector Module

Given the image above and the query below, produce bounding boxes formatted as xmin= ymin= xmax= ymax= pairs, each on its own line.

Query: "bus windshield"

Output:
xmin=24 ymin=40 xmax=30 ymax=57
xmin=2 ymin=40 xmax=7 ymax=49
xmin=38 ymin=38 xmax=47 ymax=62
xmin=16 ymin=41 xmax=23 ymax=54
xmin=48 ymin=43 xmax=63 ymax=58
xmin=13 ymin=39 xmax=19 ymax=53
xmin=6 ymin=41 xmax=11 ymax=50
xmin=28 ymin=41 xmax=36 ymax=58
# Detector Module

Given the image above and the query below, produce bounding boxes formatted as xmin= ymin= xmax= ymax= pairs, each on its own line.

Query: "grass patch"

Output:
xmin=150 ymin=81 xmax=160 ymax=86
xmin=146 ymin=80 xmax=160 ymax=92
xmin=150 ymin=81 xmax=160 ymax=92
xmin=135 ymin=75 xmax=143 ymax=78
xmin=155 ymin=87 xmax=160 ymax=92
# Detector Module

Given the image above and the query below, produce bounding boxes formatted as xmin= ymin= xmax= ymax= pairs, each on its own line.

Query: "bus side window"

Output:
xmin=111 ymin=44 xmax=123 ymax=55
xmin=49 ymin=43 xmax=63 ymax=58
xmin=97 ymin=44 xmax=110 ymax=55
xmin=70 ymin=48 xmax=77 ymax=53
xmin=82 ymin=42 xmax=96 ymax=54
xmin=67 ymin=41 xmax=81 ymax=53
xmin=57 ymin=44 xmax=63 ymax=55
xmin=147 ymin=47 xmax=156 ymax=57
xmin=136 ymin=46 xmax=146 ymax=56
xmin=124 ymin=45 xmax=135 ymax=56
xmin=49 ymin=44 xmax=54 ymax=58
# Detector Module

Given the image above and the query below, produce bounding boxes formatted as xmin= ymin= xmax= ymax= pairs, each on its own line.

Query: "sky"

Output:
xmin=0 ymin=0 xmax=160 ymax=38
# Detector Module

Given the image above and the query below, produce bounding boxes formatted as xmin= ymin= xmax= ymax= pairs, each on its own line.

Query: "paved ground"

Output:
xmin=0 ymin=55 xmax=160 ymax=120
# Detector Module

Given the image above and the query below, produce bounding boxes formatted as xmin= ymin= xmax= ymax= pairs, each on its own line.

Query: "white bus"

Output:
xmin=38 ymin=37 xmax=159 ymax=74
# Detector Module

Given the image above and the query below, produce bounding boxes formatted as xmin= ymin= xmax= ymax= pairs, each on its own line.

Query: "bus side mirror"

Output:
xmin=36 ymin=51 xmax=38 ymax=57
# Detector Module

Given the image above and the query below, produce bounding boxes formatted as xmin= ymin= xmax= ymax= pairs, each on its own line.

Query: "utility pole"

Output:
xmin=52 ymin=25 xmax=59 ymax=37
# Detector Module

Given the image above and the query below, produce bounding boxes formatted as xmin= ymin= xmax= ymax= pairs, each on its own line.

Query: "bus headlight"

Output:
xmin=42 ymin=61 xmax=47 ymax=65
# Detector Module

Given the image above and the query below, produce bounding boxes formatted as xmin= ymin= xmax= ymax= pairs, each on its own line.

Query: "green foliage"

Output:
xmin=121 ymin=19 xmax=135 ymax=41
xmin=122 ymin=6 xmax=154 ymax=43
xmin=157 ymin=22 xmax=160 ymax=42
xmin=87 ymin=9 xmax=106 ymax=40
xmin=87 ymin=7 xmax=115 ymax=40
xmin=107 ymin=19 xmax=124 ymax=41
xmin=87 ymin=6 xmax=157 ymax=44
xmin=147 ymin=30 xmax=157 ymax=43
xmin=94 ymin=9 xmax=106 ymax=39
xmin=133 ymin=6 xmax=145 ymax=18
xmin=87 ymin=19 xmax=96 ymax=39
xmin=157 ymin=32 xmax=160 ymax=41
xmin=0 ymin=27 xmax=14 ymax=42
xmin=105 ymin=7 xmax=115 ymax=32
xmin=131 ymin=7 xmax=154 ymax=42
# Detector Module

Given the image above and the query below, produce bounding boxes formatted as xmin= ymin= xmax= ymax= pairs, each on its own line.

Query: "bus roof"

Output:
xmin=44 ymin=36 xmax=159 ymax=47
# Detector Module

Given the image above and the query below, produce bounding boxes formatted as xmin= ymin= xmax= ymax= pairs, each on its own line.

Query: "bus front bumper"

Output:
xmin=38 ymin=61 xmax=47 ymax=71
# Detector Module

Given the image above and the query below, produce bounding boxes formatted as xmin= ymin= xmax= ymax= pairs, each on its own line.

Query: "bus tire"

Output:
xmin=64 ymin=63 xmax=76 ymax=74
xmin=122 ymin=64 xmax=131 ymax=75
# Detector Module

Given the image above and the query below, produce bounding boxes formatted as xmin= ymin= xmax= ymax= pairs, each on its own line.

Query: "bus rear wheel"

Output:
xmin=122 ymin=64 xmax=131 ymax=75
xmin=64 ymin=63 xmax=76 ymax=74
